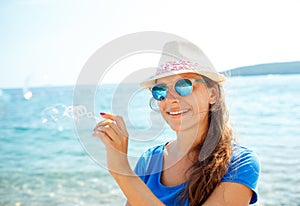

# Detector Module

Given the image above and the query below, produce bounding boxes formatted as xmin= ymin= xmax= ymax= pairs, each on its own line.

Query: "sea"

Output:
xmin=0 ymin=74 xmax=300 ymax=206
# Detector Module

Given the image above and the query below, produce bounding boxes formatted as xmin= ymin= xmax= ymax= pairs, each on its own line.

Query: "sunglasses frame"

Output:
xmin=150 ymin=78 xmax=206 ymax=101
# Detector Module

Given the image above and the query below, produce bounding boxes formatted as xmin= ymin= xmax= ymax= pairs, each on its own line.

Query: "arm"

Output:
xmin=93 ymin=113 xmax=165 ymax=206
xmin=203 ymin=182 xmax=253 ymax=206
xmin=113 ymin=169 xmax=165 ymax=206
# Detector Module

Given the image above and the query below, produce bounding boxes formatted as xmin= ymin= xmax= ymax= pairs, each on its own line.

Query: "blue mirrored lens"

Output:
xmin=152 ymin=84 xmax=168 ymax=101
xmin=175 ymin=79 xmax=192 ymax=96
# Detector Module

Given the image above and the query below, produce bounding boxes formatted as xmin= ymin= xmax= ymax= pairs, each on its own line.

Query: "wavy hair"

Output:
xmin=180 ymin=76 xmax=233 ymax=205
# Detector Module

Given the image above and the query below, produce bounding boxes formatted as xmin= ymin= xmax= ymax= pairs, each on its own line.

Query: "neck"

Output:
xmin=168 ymin=120 xmax=209 ymax=160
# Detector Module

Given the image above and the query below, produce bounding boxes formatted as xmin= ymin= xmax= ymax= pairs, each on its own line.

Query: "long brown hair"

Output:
xmin=180 ymin=76 xmax=233 ymax=205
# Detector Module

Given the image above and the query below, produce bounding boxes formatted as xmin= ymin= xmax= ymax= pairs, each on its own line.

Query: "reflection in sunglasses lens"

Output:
xmin=152 ymin=84 xmax=168 ymax=101
xmin=175 ymin=79 xmax=192 ymax=96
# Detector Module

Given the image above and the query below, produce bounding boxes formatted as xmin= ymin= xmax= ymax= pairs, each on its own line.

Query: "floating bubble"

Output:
xmin=64 ymin=105 xmax=75 ymax=118
xmin=41 ymin=104 xmax=69 ymax=131
xmin=71 ymin=105 xmax=87 ymax=119
xmin=63 ymin=105 xmax=99 ymax=121
xmin=57 ymin=125 xmax=64 ymax=132
xmin=41 ymin=104 xmax=99 ymax=131
xmin=23 ymin=90 xmax=33 ymax=100
xmin=41 ymin=104 xmax=67 ymax=124
xmin=22 ymin=72 xmax=54 ymax=101
xmin=87 ymin=112 xmax=94 ymax=119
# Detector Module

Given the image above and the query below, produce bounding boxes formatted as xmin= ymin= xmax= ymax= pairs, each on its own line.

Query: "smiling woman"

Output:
xmin=93 ymin=40 xmax=260 ymax=206
xmin=153 ymin=74 xmax=210 ymax=133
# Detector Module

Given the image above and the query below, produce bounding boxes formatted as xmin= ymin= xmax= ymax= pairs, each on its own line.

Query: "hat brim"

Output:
xmin=140 ymin=70 xmax=226 ymax=88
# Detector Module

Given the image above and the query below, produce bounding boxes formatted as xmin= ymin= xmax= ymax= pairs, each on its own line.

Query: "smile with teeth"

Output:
xmin=167 ymin=109 xmax=189 ymax=115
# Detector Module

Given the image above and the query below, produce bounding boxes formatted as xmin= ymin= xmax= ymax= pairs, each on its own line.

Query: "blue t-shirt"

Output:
xmin=134 ymin=144 xmax=260 ymax=206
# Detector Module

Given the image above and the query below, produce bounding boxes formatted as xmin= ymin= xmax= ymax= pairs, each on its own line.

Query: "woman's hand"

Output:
xmin=93 ymin=112 xmax=132 ymax=176
xmin=93 ymin=113 xmax=165 ymax=206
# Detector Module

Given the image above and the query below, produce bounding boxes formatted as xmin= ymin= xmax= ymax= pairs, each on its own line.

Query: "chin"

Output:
xmin=167 ymin=122 xmax=181 ymax=131
xmin=171 ymin=126 xmax=182 ymax=132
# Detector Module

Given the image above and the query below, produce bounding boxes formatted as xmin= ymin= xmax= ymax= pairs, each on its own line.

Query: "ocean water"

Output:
xmin=1 ymin=74 xmax=300 ymax=206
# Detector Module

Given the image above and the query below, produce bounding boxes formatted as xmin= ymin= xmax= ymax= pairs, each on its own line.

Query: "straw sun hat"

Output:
xmin=140 ymin=41 xmax=226 ymax=88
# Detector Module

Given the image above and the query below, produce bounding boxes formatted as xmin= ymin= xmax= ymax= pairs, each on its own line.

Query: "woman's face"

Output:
xmin=156 ymin=73 xmax=216 ymax=132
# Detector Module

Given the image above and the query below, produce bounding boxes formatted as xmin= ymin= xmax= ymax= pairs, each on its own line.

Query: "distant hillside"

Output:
xmin=222 ymin=61 xmax=300 ymax=76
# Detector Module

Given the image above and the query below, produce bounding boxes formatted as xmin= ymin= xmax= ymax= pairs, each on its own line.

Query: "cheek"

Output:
xmin=157 ymin=101 xmax=165 ymax=111
xmin=157 ymin=101 xmax=167 ymax=117
xmin=191 ymin=92 xmax=210 ymax=112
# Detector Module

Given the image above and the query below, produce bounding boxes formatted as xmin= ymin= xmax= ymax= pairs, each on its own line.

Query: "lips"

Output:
xmin=167 ymin=109 xmax=189 ymax=116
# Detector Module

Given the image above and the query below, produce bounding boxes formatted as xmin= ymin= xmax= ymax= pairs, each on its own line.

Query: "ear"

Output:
xmin=208 ymin=86 xmax=218 ymax=104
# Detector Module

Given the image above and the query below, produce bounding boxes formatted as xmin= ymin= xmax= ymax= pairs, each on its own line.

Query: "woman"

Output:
xmin=93 ymin=41 xmax=260 ymax=205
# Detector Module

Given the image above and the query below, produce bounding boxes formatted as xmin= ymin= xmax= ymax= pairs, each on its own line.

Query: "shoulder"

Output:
xmin=222 ymin=144 xmax=261 ymax=204
xmin=134 ymin=144 xmax=165 ymax=177
xmin=230 ymin=145 xmax=260 ymax=176
xmin=140 ymin=144 xmax=165 ymax=157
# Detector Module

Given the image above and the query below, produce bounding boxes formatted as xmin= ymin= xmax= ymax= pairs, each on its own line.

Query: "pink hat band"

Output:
xmin=156 ymin=60 xmax=210 ymax=75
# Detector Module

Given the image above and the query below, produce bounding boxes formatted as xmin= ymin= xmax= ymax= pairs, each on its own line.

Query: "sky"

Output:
xmin=1 ymin=0 xmax=299 ymax=88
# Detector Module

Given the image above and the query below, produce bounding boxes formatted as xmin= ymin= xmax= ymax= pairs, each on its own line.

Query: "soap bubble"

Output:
xmin=41 ymin=104 xmax=67 ymax=123
xmin=64 ymin=105 xmax=99 ymax=121
xmin=41 ymin=104 xmax=68 ymax=131
xmin=41 ymin=104 xmax=99 ymax=131
xmin=22 ymin=72 xmax=53 ymax=100
xmin=23 ymin=90 xmax=33 ymax=100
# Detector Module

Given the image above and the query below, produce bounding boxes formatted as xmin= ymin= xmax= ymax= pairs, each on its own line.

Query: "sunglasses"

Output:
xmin=151 ymin=78 xmax=205 ymax=101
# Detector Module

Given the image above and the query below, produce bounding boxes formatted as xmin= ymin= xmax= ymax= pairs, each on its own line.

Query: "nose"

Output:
xmin=165 ymin=88 xmax=179 ymax=103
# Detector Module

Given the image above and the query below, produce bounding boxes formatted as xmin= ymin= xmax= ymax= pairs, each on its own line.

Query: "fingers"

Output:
xmin=93 ymin=113 xmax=128 ymax=142
xmin=93 ymin=121 xmax=115 ymax=140
xmin=92 ymin=113 xmax=132 ymax=176
xmin=99 ymin=113 xmax=128 ymax=137
xmin=93 ymin=130 xmax=111 ymax=145
xmin=98 ymin=120 xmax=119 ymax=139
xmin=93 ymin=112 xmax=129 ymax=156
